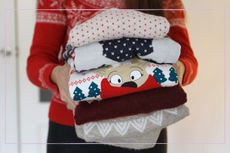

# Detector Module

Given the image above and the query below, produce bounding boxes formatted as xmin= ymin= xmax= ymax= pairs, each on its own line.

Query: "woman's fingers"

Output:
xmin=173 ymin=61 xmax=185 ymax=85
xmin=178 ymin=72 xmax=183 ymax=85
xmin=60 ymin=90 xmax=76 ymax=110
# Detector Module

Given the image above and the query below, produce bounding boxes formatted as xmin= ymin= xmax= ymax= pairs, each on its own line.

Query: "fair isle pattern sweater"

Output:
xmin=27 ymin=0 xmax=198 ymax=126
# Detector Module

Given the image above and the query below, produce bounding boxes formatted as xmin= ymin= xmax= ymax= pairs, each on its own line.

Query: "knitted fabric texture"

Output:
xmin=64 ymin=37 xmax=181 ymax=72
xmin=69 ymin=58 xmax=179 ymax=102
xmin=74 ymin=84 xmax=187 ymax=125
xmin=75 ymin=105 xmax=189 ymax=150
xmin=28 ymin=0 xmax=197 ymax=127
xmin=67 ymin=8 xmax=170 ymax=47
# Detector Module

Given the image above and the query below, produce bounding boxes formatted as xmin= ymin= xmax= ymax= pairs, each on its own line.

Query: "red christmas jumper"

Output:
xmin=27 ymin=0 xmax=198 ymax=126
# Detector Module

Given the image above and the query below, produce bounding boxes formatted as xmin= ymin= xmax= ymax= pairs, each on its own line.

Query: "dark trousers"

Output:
xmin=47 ymin=121 xmax=167 ymax=153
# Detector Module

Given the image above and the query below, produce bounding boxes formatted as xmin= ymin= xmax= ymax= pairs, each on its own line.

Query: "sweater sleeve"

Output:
xmin=168 ymin=27 xmax=198 ymax=86
xmin=26 ymin=0 xmax=67 ymax=94
xmin=163 ymin=0 xmax=198 ymax=86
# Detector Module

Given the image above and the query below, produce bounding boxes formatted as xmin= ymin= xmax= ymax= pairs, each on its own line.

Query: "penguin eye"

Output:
xmin=110 ymin=75 xmax=123 ymax=85
xmin=130 ymin=70 xmax=142 ymax=81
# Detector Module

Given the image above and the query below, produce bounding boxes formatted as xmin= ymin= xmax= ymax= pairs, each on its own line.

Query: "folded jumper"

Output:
xmin=67 ymin=9 xmax=170 ymax=47
xmin=69 ymin=59 xmax=179 ymax=102
xmin=64 ymin=37 xmax=181 ymax=72
xmin=75 ymin=104 xmax=189 ymax=150
xmin=74 ymin=84 xmax=187 ymax=125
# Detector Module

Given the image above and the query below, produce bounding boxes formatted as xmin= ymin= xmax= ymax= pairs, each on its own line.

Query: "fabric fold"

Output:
xmin=64 ymin=37 xmax=181 ymax=72
xmin=75 ymin=104 xmax=189 ymax=150
xmin=69 ymin=59 xmax=178 ymax=103
xmin=74 ymin=84 xmax=187 ymax=125
xmin=68 ymin=9 xmax=170 ymax=47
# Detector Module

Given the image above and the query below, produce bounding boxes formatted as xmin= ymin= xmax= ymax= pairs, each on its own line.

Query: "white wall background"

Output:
xmin=1 ymin=0 xmax=230 ymax=153
xmin=168 ymin=0 xmax=230 ymax=152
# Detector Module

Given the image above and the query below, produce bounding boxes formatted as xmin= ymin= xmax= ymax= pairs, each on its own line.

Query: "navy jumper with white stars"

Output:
xmin=99 ymin=37 xmax=154 ymax=62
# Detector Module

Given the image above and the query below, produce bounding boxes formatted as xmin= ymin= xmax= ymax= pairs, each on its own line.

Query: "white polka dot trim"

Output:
xmin=68 ymin=9 xmax=170 ymax=47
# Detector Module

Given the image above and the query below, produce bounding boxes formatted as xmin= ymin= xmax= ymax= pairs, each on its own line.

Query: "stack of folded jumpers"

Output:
xmin=64 ymin=9 xmax=189 ymax=150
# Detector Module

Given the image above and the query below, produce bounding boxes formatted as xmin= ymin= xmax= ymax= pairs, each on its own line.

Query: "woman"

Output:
xmin=27 ymin=0 xmax=198 ymax=153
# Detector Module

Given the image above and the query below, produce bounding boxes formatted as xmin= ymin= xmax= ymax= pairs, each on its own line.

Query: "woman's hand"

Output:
xmin=174 ymin=61 xmax=185 ymax=85
xmin=51 ymin=63 xmax=77 ymax=110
